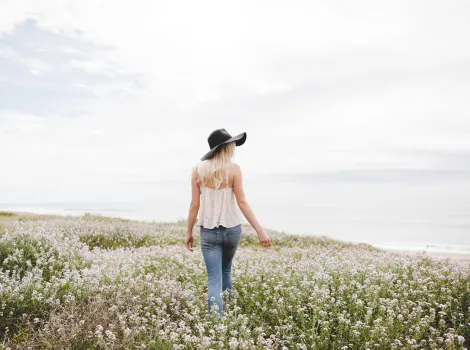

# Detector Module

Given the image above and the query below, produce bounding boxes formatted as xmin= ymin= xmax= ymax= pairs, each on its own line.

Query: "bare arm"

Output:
xmin=185 ymin=169 xmax=200 ymax=251
xmin=233 ymin=163 xmax=271 ymax=247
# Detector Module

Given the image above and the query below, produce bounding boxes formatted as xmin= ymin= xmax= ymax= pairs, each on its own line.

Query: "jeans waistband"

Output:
xmin=200 ymin=224 xmax=241 ymax=230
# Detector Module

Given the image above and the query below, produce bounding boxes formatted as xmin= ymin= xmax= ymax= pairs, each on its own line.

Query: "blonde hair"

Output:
xmin=192 ymin=141 xmax=236 ymax=188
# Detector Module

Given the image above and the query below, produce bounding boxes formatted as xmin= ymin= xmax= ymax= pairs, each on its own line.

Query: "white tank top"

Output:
xmin=196 ymin=162 xmax=244 ymax=229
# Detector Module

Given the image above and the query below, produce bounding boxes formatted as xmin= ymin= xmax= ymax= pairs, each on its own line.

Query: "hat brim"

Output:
xmin=200 ymin=132 xmax=247 ymax=161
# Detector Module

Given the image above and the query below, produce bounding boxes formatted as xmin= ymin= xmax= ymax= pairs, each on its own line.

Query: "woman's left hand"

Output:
xmin=185 ymin=233 xmax=194 ymax=252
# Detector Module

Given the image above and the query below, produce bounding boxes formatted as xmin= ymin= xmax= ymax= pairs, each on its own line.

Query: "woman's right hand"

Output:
xmin=257 ymin=230 xmax=272 ymax=247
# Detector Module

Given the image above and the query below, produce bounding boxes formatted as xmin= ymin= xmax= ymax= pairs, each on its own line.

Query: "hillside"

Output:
xmin=0 ymin=212 xmax=469 ymax=349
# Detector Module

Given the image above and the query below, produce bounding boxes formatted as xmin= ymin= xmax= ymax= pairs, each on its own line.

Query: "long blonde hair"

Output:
xmin=192 ymin=141 xmax=236 ymax=188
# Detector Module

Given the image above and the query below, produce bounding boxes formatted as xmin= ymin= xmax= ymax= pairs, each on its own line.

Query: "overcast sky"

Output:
xmin=0 ymin=0 xmax=469 ymax=206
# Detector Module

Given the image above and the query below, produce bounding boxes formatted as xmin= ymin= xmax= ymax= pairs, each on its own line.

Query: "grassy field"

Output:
xmin=0 ymin=212 xmax=469 ymax=349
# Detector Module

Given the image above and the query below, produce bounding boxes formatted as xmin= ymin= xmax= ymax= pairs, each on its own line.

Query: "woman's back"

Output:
xmin=196 ymin=162 xmax=243 ymax=229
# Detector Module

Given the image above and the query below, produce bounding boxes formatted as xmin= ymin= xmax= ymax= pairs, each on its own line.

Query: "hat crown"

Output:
xmin=208 ymin=128 xmax=232 ymax=149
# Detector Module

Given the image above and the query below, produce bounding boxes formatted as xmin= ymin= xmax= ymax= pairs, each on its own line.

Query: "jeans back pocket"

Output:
xmin=224 ymin=224 xmax=242 ymax=247
xmin=200 ymin=227 xmax=218 ymax=247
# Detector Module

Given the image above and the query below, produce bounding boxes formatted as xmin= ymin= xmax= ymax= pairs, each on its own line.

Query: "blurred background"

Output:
xmin=0 ymin=1 xmax=469 ymax=253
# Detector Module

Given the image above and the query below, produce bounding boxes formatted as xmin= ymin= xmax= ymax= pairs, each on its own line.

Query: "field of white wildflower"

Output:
xmin=0 ymin=211 xmax=469 ymax=349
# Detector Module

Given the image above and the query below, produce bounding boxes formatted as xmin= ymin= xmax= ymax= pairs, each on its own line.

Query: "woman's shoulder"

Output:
xmin=230 ymin=162 xmax=242 ymax=174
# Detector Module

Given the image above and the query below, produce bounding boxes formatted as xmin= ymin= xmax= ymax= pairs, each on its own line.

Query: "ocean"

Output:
xmin=1 ymin=176 xmax=468 ymax=254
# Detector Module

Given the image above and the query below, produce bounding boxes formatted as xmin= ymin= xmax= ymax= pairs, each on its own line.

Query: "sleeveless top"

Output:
xmin=196 ymin=162 xmax=244 ymax=229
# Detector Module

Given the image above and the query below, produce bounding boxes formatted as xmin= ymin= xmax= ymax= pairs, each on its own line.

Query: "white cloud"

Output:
xmin=0 ymin=46 xmax=54 ymax=74
xmin=0 ymin=0 xmax=469 ymax=203
xmin=66 ymin=58 xmax=116 ymax=76
xmin=29 ymin=69 xmax=44 ymax=76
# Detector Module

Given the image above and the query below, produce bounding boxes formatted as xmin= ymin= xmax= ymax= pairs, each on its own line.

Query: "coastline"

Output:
xmin=381 ymin=247 xmax=470 ymax=265
xmin=2 ymin=209 xmax=469 ymax=265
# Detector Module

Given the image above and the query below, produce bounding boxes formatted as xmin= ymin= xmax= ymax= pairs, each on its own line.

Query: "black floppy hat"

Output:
xmin=201 ymin=128 xmax=247 ymax=161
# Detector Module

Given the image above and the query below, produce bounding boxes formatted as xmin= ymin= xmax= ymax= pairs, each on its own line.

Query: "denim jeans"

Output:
xmin=200 ymin=224 xmax=242 ymax=315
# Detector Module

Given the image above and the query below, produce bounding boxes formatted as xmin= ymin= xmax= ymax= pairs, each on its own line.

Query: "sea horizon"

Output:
xmin=2 ymin=201 xmax=468 ymax=255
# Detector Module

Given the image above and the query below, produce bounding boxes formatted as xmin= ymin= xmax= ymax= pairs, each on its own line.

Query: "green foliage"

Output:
xmin=79 ymin=232 xmax=156 ymax=250
xmin=0 ymin=225 xmax=91 ymax=336
xmin=0 ymin=234 xmax=64 ymax=281
xmin=0 ymin=214 xmax=468 ymax=349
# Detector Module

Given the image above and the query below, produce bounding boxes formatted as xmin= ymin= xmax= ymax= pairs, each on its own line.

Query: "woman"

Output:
xmin=185 ymin=128 xmax=272 ymax=315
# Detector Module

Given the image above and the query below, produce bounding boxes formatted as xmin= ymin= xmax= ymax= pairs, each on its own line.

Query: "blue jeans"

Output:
xmin=200 ymin=224 xmax=242 ymax=315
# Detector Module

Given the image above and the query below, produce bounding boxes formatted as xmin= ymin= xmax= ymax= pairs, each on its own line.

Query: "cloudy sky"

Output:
xmin=0 ymin=1 xmax=469 ymax=245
